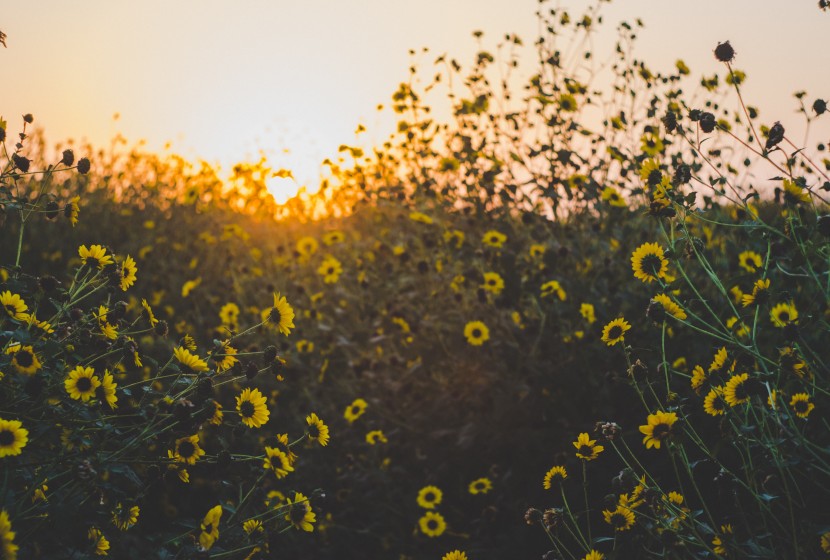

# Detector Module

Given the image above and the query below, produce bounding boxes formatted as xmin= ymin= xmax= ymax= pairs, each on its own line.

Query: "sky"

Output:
xmin=2 ymin=1 xmax=828 ymax=201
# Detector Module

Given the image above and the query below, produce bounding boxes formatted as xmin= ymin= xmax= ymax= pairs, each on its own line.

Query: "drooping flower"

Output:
xmin=639 ymin=411 xmax=678 ymax=450
xmin=66 ymin=195 xmax=80 ymax=226
xmin=541 ymin=280 xmax=567 ymax=300
xmin=236 ymin=388 xmax=270 ymax=428
xmin=651 ymin=294 xmax=687 ymax=320
xmin=543 ymin=466 xmax=568 ymax=489
xmin=98 ymin=370 xmax=118 ymax=409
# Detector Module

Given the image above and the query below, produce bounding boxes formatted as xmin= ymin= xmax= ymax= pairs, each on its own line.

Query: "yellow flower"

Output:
xmin=263 ymin=446 xmax=294 ymax=478
xmin=366 ymin=430 xmax=387 ymax=445
xmin=214 ymin=342 xmax=239 ymax=373
xmin=112 ymin=503 xmax=140 ymax=531
xmin=603 ymin=505 xmax=635 ymax=531
xmin=741 ymin=278 xmax=770 ymax=307
xmin=65 ymin=365 xmax=102 ymax=402
xmin=181 ymin=277 xmax=201 ymax=297
xmin=464 ymin=321 xmax=490 ymax=346
xmin=789 ymin=393 xmax=814 ymax=418
xmin=703 ymin=386 xmax=727 ymax=416
xmin=0 ymin=291 xmax=29 ymax=321
xmin=236 ymin=388 xmax=270 ymax=428
xmin=170 ymin=434 xmax=205 ymax=465
xmin=243 ymin=519 xmax=263 ymax=535
xmin=99 ymin=370 xmax=118 ymax=409
xmin=418 ymin=511 xmax=446 ymax=537
xmin=344 ymin=398 xmax=368 ymax=423
xmin=265 ymin=292 xmax=296 ymax=336
xmin=199 ymin=505 xmax=223 ymax=550
xmin=639 ymin=411 xmax=678 ymax=450
xmin=88 ymin=527 xmax=110 ymax=556
xmin=601 ymin=186 xmax=627 ymax=207
xmin=296 ymin=236 xmax=319 ymax=258
xmin=417 ymin=486 xmax=443 ymax=509
xmin=723 ymin=372 xmax=751 ymax=406
xmin=6 ymin=344 xmax=41 ymax=375
xmin=285 ymin=492 xmax=316 ymax=531
xmin=468 ymin=477 xmax=492 ymax=495
xmin=573 ymin=432 xmax=604 ymax=461
xmin=738 ymin=250 xmax=763 ymax=273
xmin=543 ymin=466 xmax=568 ymax=489
xmin=583 ymin=552 xmax=604 ymax=560
xmin=601 ymin=318 xmax=630 ymax=346
xmin=409 ymin=211 xmax=433 ymax=224
xmin=119 ymin=255 xmax=137 ymax=291
xmin=631 ymin=242 xmax=668 ymax=283
xmin=318 ymin=255 xmax=343 ymax=284
xmin=579 ymin=303 xmax=596 ymax=324
xmin=770 ymin=301 xmax=798 ymax=328
xmin=322 ymin=230 xmax=346 ymax=245
xmin=306 ymin=413 xmax=330 ymax=446
xmin=78 ymin=244 xmax=114 ymax=269
xmin=651 ymin=293 xmax=687 ymax=320
xmin=481 ymin=272 xmax=505 ymax=295
xmin=482 ymin=230 xmax=507 ymax=248
xmin=442 ymin=551 xmax=468 ymax=560
xmin=541 ymin=280 xmax=567 ymax=300
xmin=66 ymin=195 xmax=80 ymax=226
xmin=0 ymin=418 xmax=29 ymax=457
xmin=173 ymin=346 xmax=209 ymax=372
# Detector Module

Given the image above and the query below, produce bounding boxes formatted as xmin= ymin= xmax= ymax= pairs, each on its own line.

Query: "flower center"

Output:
xmin=239 ymin=401 xmax=255 ymax=418
xmin=0 ymin=430 xmax=14 ymax=446
xmin=653 ymin=423 xmax=671 ymax=440
xmin=608 ymin=326 xmax=622 ymax=340
xmin=15 ymin=350 xmax=34 ymax=367
xmin=577 ymin=445 xmax=593 ymax=456
xmin=77 ymin=377 xmax=93 ymax=392
xmin=308 ymin=424 xmax=320 ymax=438
xmin=471 ymin=329 xmax=482 ymax=338
xmin=179 ymin=441 xmax=196 ymax=458
xmin=642 ymin=254 xmax=663 ymax=276
xmin=268 ymin=308 xmax=282 ymax=324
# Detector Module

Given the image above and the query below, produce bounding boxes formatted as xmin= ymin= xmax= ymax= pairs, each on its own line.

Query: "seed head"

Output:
xmin=714 ymin=41 xmax=736 ymax=63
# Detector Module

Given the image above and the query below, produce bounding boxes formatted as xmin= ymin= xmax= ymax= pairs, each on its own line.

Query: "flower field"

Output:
xmin=1 ymin=2 xmax=829 ymax=559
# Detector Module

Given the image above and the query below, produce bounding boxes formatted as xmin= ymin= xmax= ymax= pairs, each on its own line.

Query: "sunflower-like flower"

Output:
xmin=98 ymin=370 xmax=118 ymax=409
xmin=112 ymin=503 xmax=140 ymax=531
xmin=236 ymin=388 xmax=270 ymax=428
xmin=690 ymin=365 xmax=707 ymax=393
xmin=66 ymin=195 xmax=80 ymax=226
xmin=639 ymin=158 xmax=663 ymax=185
xmin=366 ymin=430 xmax=387 ymax=445
xmin=583 ymin=552 xmax=605 ymax=560
xmin=318 ymin=255 xmax=343 ymax=284
xmin=482 ymin=230 xmax=507 ymax=248
xmin=296 ymin=236 xmax=319 ymax=258
xmin=78 ymin=244 xmax=114 ymax=269
xmin=417 ymin=486 xmax=442 ymax=509
xmin=631 ymin=242 xmax=669 ymax=283
xmin=580 ymin=303 xmax=596 ymax=324
xmin=170 ymin=434 xmax=205 ymax=465
xmin=344 ymin=398 xmax=368 ymax=423
xmin=173 ymin=346 xmax=209 ymax=373
xmin=418 ymin=511 xmax=447 ymax=537
xmin=442 ymin=551 xmax=468 ymax=560
xmin=770 ymin=301 xmax=798 ymax=328
xmin=712 ymin=524 xmax=732 ymax=555
xmin=738 ymin=250 xmax=763 ymax=273
xmin=6 ymin=344 xmax=41 ymax=375
xmin=65 ymin=365 xmax=102 ymax=402
xmin=219 ymin=302 xmax=240 ymax=328
xmin=573 ymin=432 xmax=604 ymax=461
xmin=0 ymin=418 xmax=29 ymax=458
xmin=741 ymin=278 xmax=770 ymax=307
xmin=541 ymin=280 xmax=567 ymax=300
xmin=119 ymin=255 xmax=137 ymax=291
xmin=603 ymin=505 xmax=636 ymax=531
xmin=789 ymin=393 xmax=814 ymax=418
xmin=601 ymin=317 xmax=631 ymax=346
xmin=88 ymin=527 xmax=110 ymax=556
xmin=199 ymin=505 xmax=223 ymax=550
xmin=96 ymin=305 xmax=118 ymax=340
xmin=306 ymin=413 xmax=330 ymax=446
xmin=723 ymin=372 xmax=751 ymax=406
xmin=285 ymin=492 xmax=316 ymax=532
xmin=651 ymin=293 xmax=687 ymax=320
xmin=0 ymin=509 xmax=19 ymax=559
xmin=601 ymin=186 xmax=627 ymax=207
xmin=464 ymin=321 xmax=490 ymax=346
xmin=639 ymin=411 xmax=678 ymax=450
xmin=263 ymin=446 xmax=295 ymax=478
xmin=243 ymin=519 xmax=263 ymax=535
xmin=703 ymin=386 xmax=727 ymax=416
xmin=0 ymin=291 xmax=29 ymax=321
xmin=214 ymin=341 xmax=239 ymax=373
xmin=265 ymin=292 xmax=295 ymax=336
xmin=543 ymin=466 xmax=568 ymax=489
xmin=781 ymin=178 xmax=811 ymax=204
xmin=468 ymin=477 xmax=492 ymax=495
xmin=481 ymin=272 xmax=505 ymax=295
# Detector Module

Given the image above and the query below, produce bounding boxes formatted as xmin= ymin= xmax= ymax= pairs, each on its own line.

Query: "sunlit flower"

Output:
xmin=88 ymin=527 xmax=110 ymax=556
xmin=468 ymin=477 xmax=492 ymax=495
xmin=770 ymin=301 xmax=798 ymax=328
xmin=573 ymin=432 xmax=604 ymax=461
xmin=464 ymin=321 xmax=490 ymax=346
xmin=6 ymin=344 xmax=41 ymax=375
xmin=418 ymin=511 xmax=446 ymax=537
xmin=409 ymin=211 xmax=433 ymax=224
xmin=781 ymin=179 xmax=811 ymax=204
xmin=639 ymin=411 xmax=678 ymax=450
xmin=265 ymin=292 xmax=296 ymax=335
xmin=174 ymin=346 xmax=209 ymax=373
xmin=417 ymin=486 xmax=443 ymax=509
xmin=306 ymin=413 xmax=330 ymax=446
xmin=789 ymin=393 xmax=814 ymax=418
xmin=344 ymin=398 xmax=368 ymax=423
xmin=112 ymin=503 xmax=140 ymax=531
xmin=482 ymin=230 xmax=507 ymax=248
xmin=170 ymin=434 xmax=205 ymax=465
xmin=543 ymin=466 xmax=568 ymax=489
xmin=0 ymin=418 xmax=28 ymax=458
xmin=366 ymin=430 xmax=387 ymax=445
xmin=199 ymin=505 xmax=223 ymax=549
xmin=65 ymin=365 xmax=102 ymax=402
xmin=296 ymin=236 xmax=319 ymax=258
xmin=285 ymin=492 xmax=316 ymax=531
xmin=322 ymin=230 xmax=346 ymax=244
xmin=601 ymin=317 xmax=630 ymax=346
xmin=79 ymin=244 xmax=114 ymax=269
xmin=236 ymin=388 xmax=270 ymax=428
xmin=631 ymin=242 xmax=668 ymax=283
xmin=0 ymin=291 xmax=28 ymax=321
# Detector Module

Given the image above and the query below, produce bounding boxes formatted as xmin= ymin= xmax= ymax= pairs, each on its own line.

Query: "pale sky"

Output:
xmin=2 ymin=1 xmax=828 ymax=199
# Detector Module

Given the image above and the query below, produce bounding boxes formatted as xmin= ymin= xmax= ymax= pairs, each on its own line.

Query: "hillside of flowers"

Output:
xmin=1 ymin=2 xmax=829 ymax=559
